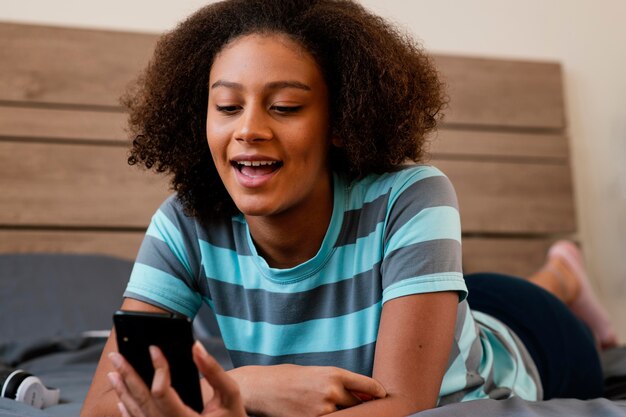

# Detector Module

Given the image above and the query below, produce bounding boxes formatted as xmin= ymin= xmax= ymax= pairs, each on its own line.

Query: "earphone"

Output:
xmin=0 ymin=368 xmax=60 ymax=409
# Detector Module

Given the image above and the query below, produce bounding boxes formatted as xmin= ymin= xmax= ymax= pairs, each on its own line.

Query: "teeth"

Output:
xmin=238 ymin=161 xmax=277 ymax=167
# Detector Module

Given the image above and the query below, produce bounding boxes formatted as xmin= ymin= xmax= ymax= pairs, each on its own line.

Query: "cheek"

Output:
xmin=205 ymin=110 xmax=227 ymax=139
xmin=207 ymin=143 xmax=226 ymax=172
xmin=206 ymin=122 xmax=229 ymax=157
xmin=205 ymin=133 xmax=225 ymax=169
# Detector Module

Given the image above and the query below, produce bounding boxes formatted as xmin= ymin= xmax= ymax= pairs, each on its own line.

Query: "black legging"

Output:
xmin=465 ymin=273 xmax=604 ymax=400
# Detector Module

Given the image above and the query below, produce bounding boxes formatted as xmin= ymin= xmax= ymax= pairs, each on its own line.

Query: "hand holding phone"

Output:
xmin=113 ymin=310 xmax=203 ymax=412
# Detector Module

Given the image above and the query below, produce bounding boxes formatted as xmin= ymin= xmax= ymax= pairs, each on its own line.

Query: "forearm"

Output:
xmin=80 ymin=335 xmax=121 ymax=417
xmin=226 ymin=366 xmax=265 ymax=414
xmin=229 ymin=367 xmax=431 ymax=417
xmin=341 ymin=293 xmax=457 ymax=417
xmin=327 ymin=393 xmax=434 ymax=417
xmin=81 ymin=299 xmax=171 ymax=417
xmin=81 ymin=386 xmax=120 ymax=417
xmin=227 ymin=364 xmax=388 ymax=417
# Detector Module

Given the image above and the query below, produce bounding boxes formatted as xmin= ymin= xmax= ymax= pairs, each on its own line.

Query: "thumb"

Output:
xmin=192 ymin=342 xmax=241 ymax=405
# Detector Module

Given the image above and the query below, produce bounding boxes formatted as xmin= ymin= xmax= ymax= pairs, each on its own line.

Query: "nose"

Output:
xmin=234 ymin=105 xmax=273 ymax=143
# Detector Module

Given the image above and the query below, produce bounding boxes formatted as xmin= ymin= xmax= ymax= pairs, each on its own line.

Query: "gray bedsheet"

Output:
xmin=0 ymin=339 xmax=106 ymax=417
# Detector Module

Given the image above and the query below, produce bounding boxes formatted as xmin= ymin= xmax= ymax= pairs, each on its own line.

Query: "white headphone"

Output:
xmin=0 ymin=368 xmax=60 ymax=409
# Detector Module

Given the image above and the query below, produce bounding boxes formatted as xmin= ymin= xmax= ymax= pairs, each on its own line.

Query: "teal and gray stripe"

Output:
xmin=124 ymin=165 xmax=540 ymax=403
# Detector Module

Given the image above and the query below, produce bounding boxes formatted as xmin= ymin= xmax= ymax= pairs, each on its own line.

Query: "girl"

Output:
xmin=81 ymin=1 xmax=616 ymax=416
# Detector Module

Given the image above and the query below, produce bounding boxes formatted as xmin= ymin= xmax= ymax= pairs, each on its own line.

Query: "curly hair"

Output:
xmin=124 ymin=0 xmax=446 ymax=223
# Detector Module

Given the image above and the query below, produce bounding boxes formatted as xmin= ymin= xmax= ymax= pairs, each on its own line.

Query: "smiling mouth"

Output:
xmin=232 ymin=160 xmax=283 ymax=178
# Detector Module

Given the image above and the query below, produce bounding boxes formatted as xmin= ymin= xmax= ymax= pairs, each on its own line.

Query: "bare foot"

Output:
xmin=548 ymin=241 xmax=618 ymax=350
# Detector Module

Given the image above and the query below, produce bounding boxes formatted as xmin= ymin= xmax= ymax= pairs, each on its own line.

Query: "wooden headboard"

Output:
xmin=0 ymin=22 xmax=575 ymax=278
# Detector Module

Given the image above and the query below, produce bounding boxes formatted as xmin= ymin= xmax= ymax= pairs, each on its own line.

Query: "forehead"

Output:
xmin=209 ymin=33 xmax=324 ymax=85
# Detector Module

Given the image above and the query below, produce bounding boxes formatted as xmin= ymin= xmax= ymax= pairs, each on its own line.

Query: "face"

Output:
xmin=207 ymin=33 xmax=333 ymax=220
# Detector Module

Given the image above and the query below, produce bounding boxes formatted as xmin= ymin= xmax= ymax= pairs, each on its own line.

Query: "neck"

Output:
xmin=245 ymin=178 xmax=334 ymax=269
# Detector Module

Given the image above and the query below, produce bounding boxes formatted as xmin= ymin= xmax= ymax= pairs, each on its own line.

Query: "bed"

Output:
xmin=0 ymin=22 xmax=625 ymax=417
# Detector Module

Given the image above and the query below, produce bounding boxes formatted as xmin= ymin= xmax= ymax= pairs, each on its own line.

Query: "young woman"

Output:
xmin=81 ymin=1 xmax=617 ymax=416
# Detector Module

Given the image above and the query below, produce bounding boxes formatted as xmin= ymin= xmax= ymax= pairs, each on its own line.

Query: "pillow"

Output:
xmin=0 ymin=253 xmax=132 ymax=364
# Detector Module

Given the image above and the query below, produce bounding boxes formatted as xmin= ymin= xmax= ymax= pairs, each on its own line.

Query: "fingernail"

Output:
xmin=149 ymin=345 xmax=159 ymax=360
xmin=352 ymin=391 xmax=374 ymax=402
xmin=194 ymin=341 xmax=207 ymax=356
xmin=108 ymin=352 xmax=123 ymax=369
xmin=107 ymin=372 xmax=118 ymax=388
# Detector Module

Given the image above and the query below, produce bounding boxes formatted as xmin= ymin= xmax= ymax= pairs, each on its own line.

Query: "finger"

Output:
xmin=351 ymin=391 xmax=375 ymax=402
xmin=332 ymin=388 xmax=362 ymax=409
xmin=118 ymin=401 xmax=132 ymax=417
xmin=192 ymin=342 xmax=241 ymax=405
xmin=199 ymin=378 xmax=215 ymax=404
xmin=149 ymin=346 xmax=171 ymax=398
xmin=108 ymin=352 xmax=156 ymax=416
xmin=107 ymin=371 xmax=147 ymax=417
xmin=148 ymin=346 xmax=196 ymax=417
xmin=339 ymin=370 xmax=386 ymax=400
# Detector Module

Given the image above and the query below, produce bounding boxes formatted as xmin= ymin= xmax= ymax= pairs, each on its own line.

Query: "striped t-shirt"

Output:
xmin=125 ymin=165 xmax=542 ymax=403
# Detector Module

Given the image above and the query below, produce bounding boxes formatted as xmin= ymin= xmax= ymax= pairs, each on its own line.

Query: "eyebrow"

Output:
xmin=210 ymin=80 xmax=311 ymax=91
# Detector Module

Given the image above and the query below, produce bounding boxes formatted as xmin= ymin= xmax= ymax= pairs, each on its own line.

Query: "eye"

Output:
xmin=271 ymin=105 xmax=303 ymax=115
xmin=215 ymin=105 xmax=241 ymax=115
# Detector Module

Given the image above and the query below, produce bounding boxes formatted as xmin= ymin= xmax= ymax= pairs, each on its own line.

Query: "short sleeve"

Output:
xmin=380 ymin=167 xmax=466 ymax=304
xmin=124 ymin=195 xmax=203 ymax=317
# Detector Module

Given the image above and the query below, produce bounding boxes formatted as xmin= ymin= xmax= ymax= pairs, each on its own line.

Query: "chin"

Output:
xmin=233 ymin=201 xmax=280 ymax=218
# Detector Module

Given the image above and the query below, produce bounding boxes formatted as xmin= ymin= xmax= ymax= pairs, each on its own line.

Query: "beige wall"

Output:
xmin=2 ymin=0 xmax=625 ymax=337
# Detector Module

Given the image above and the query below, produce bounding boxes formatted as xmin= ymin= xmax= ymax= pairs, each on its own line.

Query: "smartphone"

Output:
xmin=113 ymin=310 xmax=203 ymax=412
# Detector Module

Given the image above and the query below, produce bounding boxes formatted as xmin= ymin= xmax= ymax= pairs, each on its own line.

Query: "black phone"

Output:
xmin=113 ymin=310 xmax=203 ymax=412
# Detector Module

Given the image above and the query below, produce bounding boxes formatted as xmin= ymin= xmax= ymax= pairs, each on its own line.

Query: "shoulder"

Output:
xmin=152 ymin=194 xmax=249 ymax=256
xmin=148 ymin=194 xmax=197 ymax=238
xmin=139 ymin=195 xmax=243 ymax=278
xmin=150 ymin=194 xmax=187 ymax=223
xmin=149 ymin=194 xmax=235 ymax=245
xmin=347 ymin=165 xmax=458 ymax=210
xmin=155 ymin=194 xmax=193 ymax=219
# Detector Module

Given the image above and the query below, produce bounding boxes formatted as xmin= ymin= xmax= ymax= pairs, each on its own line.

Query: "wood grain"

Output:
xmin=433 ymin=55 xmax=565 ymax=130
xmin=429 ymin=129 xmax=569 ymax=162
xmin=0 ymin=23 xmax=157 ymax=106
xmin=0 ymin=141 xmax=170 ymax=227
xmin=0 ymin=229 xmax=145 ymax=260
xmin=434 ymin=159 xmax=576 ymax=234
xmin=0 ymin=106 xmax=127 ymax=143
xmin=462 ymin=237 xmax=555 ymax=278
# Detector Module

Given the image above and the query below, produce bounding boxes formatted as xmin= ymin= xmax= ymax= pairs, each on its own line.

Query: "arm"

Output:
xmin=228 ymin=291 xmax=457 ymax=417
xmin=327 ymin=291 xmax=458 ymax=416
xmin=229 ymin=364 xmax=386 ymax=417
xmin=80 ymin=298 xmax=171 ymax=417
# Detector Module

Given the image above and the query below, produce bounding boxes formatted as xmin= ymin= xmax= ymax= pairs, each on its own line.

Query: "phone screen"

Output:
xmin=113 ymin=310 xmax=203 ymax=412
